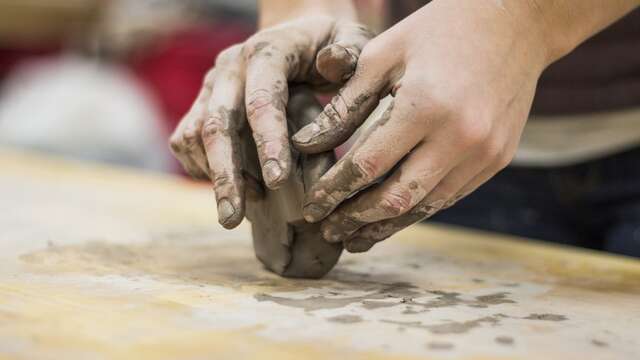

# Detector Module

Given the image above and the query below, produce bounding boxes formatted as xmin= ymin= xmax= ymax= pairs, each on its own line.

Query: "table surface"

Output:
xmin=1 ymin=149 xmax=639 ymax=360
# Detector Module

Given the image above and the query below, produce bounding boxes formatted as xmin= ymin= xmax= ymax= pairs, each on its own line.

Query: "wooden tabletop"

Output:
xmin=1 ymin=149 xmax=639 ymax=360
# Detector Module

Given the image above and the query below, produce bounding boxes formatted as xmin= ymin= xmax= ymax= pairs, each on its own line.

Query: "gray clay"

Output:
xmin=241 ymin=88 xmax=342 ymax=278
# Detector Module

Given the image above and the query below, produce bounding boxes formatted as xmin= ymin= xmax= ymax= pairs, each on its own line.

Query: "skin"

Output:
xmin=171 ymin=0 xmax=639 ymax=251
xmin=169 ymin=0 xmax=373 ymax=229
xmin=292 ymin=0 xmax=640 ymax=252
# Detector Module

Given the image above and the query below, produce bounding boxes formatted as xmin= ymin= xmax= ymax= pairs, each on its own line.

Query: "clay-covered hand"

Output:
xmin=292 ymin=1 xmax=555 ymax=252
xmin=169 ymin=13 xmax=373 ymax=229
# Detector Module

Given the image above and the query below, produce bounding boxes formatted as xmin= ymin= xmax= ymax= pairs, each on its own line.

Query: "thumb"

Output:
xmin=316 ymin=21 xmax=374 ymax=83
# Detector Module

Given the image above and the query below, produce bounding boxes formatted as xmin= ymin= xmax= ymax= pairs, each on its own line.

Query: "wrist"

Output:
xmin=258 ymin=0 xmax=356 ymax=29
xmin=517 ymin=0 xmax=640 ymax=67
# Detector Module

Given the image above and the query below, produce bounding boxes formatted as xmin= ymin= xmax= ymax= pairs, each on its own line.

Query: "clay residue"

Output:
xmin=472 ymin=292 xmax=517 ymax=307
xmin=426 ymin=316 xmax=502 ymax=335
xmin=381 ymin=315 xmax=504 ymax=335
xmin=255 ymin=282 xmax=422 ymax=312
xmin=401 ymin=306 xmax=424 ymax=315
xmin=19 ymin=234 xmax=369 ymax=293
xmin=399 ymin=290 xmax=516 ymax=311
xmin=255 ymin=286 xmax=518 ymax=313
xmin=19 ymin=238 xmax=434 ymax=299
xmin=523 ymin=313 xmax=567 ymax=321
xmin=591 ymin=339 xmax=608 ymax=347
xmin=326 ymin=314 xmax=363 ymax=324
xmin=495 ymin=336 xmax=514 ymax=345
xmin=426 ymin=341 xmax=454 ymax=350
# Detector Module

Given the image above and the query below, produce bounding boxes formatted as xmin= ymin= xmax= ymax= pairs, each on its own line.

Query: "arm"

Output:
xmin=169 ymin=0 xmax=373 ymax=229
xmin=531 ymin=0 xmax=639 ymax=62
xmin=258 ymin=0 xmax=357 ymax=28
xmin=292 ymin=0 xmax=639 ymax=252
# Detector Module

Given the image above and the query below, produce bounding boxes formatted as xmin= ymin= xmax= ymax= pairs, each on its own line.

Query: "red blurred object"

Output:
xmin=130 ymin=22 xmax=253 ymax=134
xmin=0 ymin=46 xmax=60 ymax=81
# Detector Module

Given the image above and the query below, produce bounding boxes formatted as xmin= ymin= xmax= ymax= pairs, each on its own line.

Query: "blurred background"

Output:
xmin=0 ymin=0 xmax=261 ymax=172
xmin=0 ymin=0 xmax=387 ymax=173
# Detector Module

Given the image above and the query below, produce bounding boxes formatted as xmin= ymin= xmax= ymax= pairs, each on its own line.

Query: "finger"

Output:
xmin=343 ymin=144 xmax=507 ymax=253
xmin=450 ymin=153 xmax=513 ymax=208
xmin=243 ymin=41 xmax=292 ymax=189
xmin=344 ymin=159 xmax=482 ymax=253
xmin=202 ymin=47 xmax=247 ymax=229
xmin=419 ymin=154 xmax=489 ymax=213
xmin=343 ymin=198 xmax=439 ymax=253
xmin=169 ymin=71 xmax=214 ymax=179
xmin=319 ymin=178 xmax=426 ymax=243
xmin=320 ymin=133 xmax=466 ymax=242
xmin=316 ymin=22 xmax=374 ymax=83
xmin=302 ymin=98 xmax=425 ymax=223
xmin=291 ymin=60 xmax=389 ymax=154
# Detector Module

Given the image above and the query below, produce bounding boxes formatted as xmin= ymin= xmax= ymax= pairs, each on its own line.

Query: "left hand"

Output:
xmin=291 ymin=0 xmax=554 ymax=252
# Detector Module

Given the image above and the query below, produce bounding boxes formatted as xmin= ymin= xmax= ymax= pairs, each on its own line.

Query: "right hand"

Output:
xmin=169 ymin=15 xmax=373 ymax=229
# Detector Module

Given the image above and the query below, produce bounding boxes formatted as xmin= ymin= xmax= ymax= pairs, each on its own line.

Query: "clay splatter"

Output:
xmin=254 ymin=282 xmax=422 ymax=312
xmin=495 ymin=336 xmax=514 ymax=345
xmin=381 ymin=315 xmax=504 ymax=335
xmin=591 ymin=339 xmax=608 ymax=347
xmin=524 ymin=313 xmax=567 ymax=321
xmin=472 ymin=292 xmax=517 ymax=307
xmin=501 ymin=283 xmax=520 ymax=288
xmin=427 ymin=341 xmax=455 ymax=350
xmin=402 ymin=306 xmax=424 ymax=315
xmin=255 ymin=286 xmax=517 ymax=313
xmin=326 ymin=314 xmax=363 ymax=324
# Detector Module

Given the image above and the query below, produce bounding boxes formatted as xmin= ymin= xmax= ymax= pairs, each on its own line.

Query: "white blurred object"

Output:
xmin=0 ymin=55 xmax=171 ymax=171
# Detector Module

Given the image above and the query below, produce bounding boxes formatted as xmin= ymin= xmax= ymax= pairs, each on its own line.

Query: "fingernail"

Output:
xmin=344 ymin=237 xmax=374 ymax=253
xmin=263 ymin=159 xmax=283 ymax=185
xmin=303 ymin=203 xmax=327 ymax=223
xmin=217 ymin=199 xmax=236 ymax=226
xmin=292 ymin=123 xmax=321 ymax=144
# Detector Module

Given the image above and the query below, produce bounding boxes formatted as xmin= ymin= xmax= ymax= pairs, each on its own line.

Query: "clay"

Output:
xmin=495 ymin=336 xmax=515 ymax=345
xmin=426 ymin=341 xmax=455 ymax=350
xmin=240 ymin=87 xmax=342 ymax=278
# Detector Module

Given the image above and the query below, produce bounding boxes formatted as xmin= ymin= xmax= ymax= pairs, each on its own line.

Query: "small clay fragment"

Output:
xmin=240 ymin=87 xmax=342 ymax=278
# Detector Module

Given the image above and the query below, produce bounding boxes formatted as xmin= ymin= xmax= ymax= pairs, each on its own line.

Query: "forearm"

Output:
xmin=522 ymin=0 xmax=640 ymax=64
xmin=258 ymin=0 xmax=356 ymax=28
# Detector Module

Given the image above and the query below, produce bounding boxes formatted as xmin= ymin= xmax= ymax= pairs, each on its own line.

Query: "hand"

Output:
xmin=292 ymin=0 xmax=553 ymax=252
xmin=169 ymin=13 xmax=373 ymax=229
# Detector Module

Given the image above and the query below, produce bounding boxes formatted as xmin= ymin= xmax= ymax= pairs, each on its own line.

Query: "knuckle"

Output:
xmin=246 ymin=89 xmax=279 ymax=120
xmin=212 ymin=172 xmax=232 ymax=189
xmin=182 ymin=126 xmax=201 ymax=146
xmin=242 ymin=37 xmax=277 ymax=60
xmin=351 ymin=155 xmax=382 ymax=181
xmin=479 ymin=137 xmax=504 ymax=162
xmin=201 ymin=115 xmax=226 ymax=139
xmin=379 ymin=188 xmax=414 ymax=216
xmin=496 ymin=152 xmax=514 ymax=170
xmin=322 ymin=95 xmax=348 ymax=126
xmin=455 ymin=118 xmax=491 ymax=147
xmin=168 ymin=133 xmax=183 ymax=153
xmin=253 ymin=131 xmax=287 ymax=152
xmin=417 ymin=90 xmax=456 ymax=120
xmin=216 ymin=45 xmax=242 ymax=65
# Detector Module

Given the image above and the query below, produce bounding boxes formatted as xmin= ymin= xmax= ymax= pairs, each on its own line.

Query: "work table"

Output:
xmin=1 ymin=149 xmax=639 ymax=359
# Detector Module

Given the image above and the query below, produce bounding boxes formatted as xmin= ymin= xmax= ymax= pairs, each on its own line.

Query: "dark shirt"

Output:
xmin=390 ymin=2 xmax=640 ymax=115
